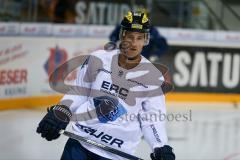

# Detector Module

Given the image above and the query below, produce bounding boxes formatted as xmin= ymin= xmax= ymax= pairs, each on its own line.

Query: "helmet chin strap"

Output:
xmin=126 ymin=54 xmax=140 ymax=61
xmin=118 ymin=52 xmax=141 ymax=69
xmin=122 ymin=51 xmax=141 ymax=61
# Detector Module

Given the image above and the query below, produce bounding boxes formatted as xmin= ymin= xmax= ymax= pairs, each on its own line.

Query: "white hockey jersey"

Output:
xmin=60 ymin=49 xmax=168 ymax=160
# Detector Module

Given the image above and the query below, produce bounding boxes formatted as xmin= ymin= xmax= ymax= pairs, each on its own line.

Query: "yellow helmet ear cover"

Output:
xmin=142 ymin=13 xmax=148 ymax=23
xmin=125 ymin=11 xmax=133 ymax=23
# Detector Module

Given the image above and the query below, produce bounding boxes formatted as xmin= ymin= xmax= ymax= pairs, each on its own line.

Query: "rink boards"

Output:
xmin=0 ymin=33 xmax=239 ymax=109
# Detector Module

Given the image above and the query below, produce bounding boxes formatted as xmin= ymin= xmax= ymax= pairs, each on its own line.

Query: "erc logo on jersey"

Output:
xmin=100 ymin=80 xmax=129 ymax=100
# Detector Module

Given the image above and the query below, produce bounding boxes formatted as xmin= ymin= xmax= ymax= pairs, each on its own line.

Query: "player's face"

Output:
xmin=122 ymin=31 xmax=145 ymax=58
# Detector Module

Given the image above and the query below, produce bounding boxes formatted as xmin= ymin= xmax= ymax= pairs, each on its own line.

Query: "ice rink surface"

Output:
xmin=0 ymin=102 xmax=240 ymax=160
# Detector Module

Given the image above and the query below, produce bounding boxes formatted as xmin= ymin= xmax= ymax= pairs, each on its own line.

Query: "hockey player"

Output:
xmin=37 ymin=11 xmax=175 ymax=160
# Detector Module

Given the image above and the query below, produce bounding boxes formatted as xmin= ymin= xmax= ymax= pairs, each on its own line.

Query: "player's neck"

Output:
xmin=118 ymin=53 xmax=141 ymax=70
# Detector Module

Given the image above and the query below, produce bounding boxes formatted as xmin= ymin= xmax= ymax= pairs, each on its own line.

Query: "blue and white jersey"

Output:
xmin=60 ymin=49 xmax=168 ymax=160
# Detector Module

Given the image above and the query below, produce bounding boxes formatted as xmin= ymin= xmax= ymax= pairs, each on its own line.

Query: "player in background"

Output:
xmin=37 ymin=10 xmax=175 ymax=160
xmin=109 ymin=8 xmax=169 ymax=62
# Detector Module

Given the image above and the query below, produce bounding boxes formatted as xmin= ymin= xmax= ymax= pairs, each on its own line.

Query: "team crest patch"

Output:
xmin=93 ymin=96 xmax=127 ymax=123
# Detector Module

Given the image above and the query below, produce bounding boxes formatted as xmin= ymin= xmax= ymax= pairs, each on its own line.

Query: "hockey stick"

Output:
xmin=60 ymin=130 xmax=143 ymax=160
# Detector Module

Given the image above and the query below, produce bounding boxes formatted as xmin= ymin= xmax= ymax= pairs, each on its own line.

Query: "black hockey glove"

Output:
xmin=150 ymin=145 xmax=175 ymax=160
xmin=36 ymin=105 xmax=72 ymax=141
